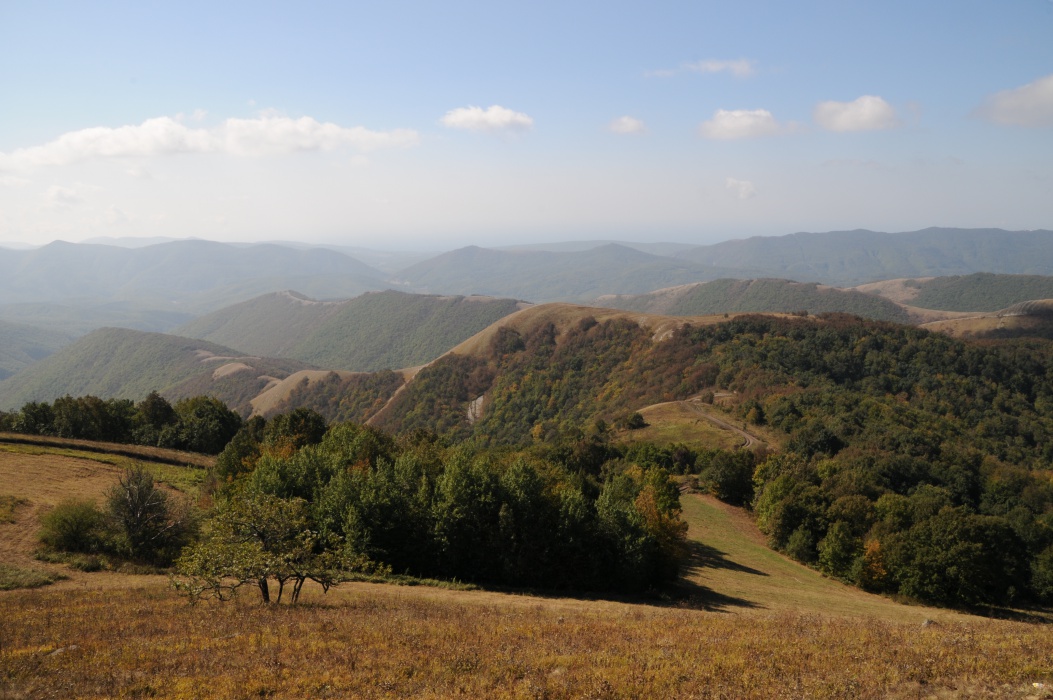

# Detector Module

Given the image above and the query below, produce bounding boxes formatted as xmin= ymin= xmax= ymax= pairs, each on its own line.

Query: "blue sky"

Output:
xmin=1 ymin=1 xmax=1051 ymax=249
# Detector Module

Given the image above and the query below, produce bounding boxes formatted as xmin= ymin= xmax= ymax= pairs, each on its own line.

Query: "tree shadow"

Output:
xmin=684 ymin=540 xmax=769 ymax=577
xmin=662 ymin=579 xmax=763 ymax=613
xmin=657 ymin=540 xmax=769 ymax=612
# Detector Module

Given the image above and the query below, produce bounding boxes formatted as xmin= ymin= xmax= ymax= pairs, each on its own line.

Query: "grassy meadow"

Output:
xmin=3 ymin=442 xmax=1053 ymax=698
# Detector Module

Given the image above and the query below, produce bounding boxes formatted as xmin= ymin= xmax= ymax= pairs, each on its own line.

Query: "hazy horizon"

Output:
xmin=2 ymin=2 xmax=1051 ymax=249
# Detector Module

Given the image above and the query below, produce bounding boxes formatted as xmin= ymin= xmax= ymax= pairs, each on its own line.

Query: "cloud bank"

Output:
xmin=0 ymin=114 xmax=420 ymax=169
xmin=814 ymin=95 xmax=898 ymax=132
xmin=975 ymin=74 xmax=1053 ymax=127
xmin=441 ymin=105 xmax=534 ymax=132
xmin=608 ymin=116 xmax=646 ymax=134
xmin=699 ymin=109 xmax=783 ymax=139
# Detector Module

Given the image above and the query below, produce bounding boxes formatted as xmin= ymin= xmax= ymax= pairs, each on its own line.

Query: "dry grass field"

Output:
xmin=3 ymin=445 xmax=1053 ymax=698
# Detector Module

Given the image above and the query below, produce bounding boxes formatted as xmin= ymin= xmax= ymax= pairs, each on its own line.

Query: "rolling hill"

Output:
xmin=593 ymin=278 xmax=914 ymax=324
xmin=395 ymin=243 xmax=774 ymax=302
xmin=0 ymin=320 xmax=74 ymax=381
xmin=0 ymin=328 xmax=312 ymax=415
xmin=920 ymin=298 xmax=1053 ymax=340
xmin=855 ymin=272 xmax=1053 ymax=312
xmin=175 ymin=289 xmax=527 ymax=371
xmin=680 ymin=227 xmax=1053 ymax=285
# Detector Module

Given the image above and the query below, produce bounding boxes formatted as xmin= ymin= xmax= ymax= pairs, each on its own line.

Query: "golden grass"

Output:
xmin=2 ymin=582 xmax=1053 ymax=699
xmin=0 ymin=447 xmax=201 ymax=588
xmin=4 ymin=448 xmax=1053 ymax=698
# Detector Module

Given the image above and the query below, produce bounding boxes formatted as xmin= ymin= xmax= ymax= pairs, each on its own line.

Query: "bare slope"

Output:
xmin=922 ymin=299 xmax=1053 ymax=339
xmin=176 ymin=289 xmax=527 ymax=371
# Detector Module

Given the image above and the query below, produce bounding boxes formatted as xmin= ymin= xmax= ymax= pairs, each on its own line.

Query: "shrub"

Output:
xmin=38 ymin=498 xmax=108 ymax=554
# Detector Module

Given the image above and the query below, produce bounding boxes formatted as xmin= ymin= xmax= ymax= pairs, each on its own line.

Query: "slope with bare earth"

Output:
xmin=921 ymin=299 xmax=1053 ymax=339
xmin=855 ymin=272 xmax=1053 ymax=312
xmin=368 ymin=304 xmax=791 ymax=440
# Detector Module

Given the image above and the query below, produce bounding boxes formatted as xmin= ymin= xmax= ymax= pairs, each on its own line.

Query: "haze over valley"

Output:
xmin=3 ymin=2 xmax=1053 ymax=697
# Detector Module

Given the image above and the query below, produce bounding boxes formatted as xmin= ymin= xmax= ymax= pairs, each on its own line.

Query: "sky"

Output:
xmin=1 ymin=0 xmax=1051 ymax=250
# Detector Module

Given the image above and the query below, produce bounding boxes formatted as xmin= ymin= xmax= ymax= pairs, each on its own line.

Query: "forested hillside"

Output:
xmin=360 ymin=310 xmax=1053 ymax=606
xmin=904 ymin=273 xmax=1053 ymax=311
xmin=596 ymin=279 xmax=912 ymax=323
xmin=0 ymin=328 xmax=311 ymax=415
xmin=177 ymin=290 xmax=525 ymax=371
xmin=0 ymin=320 xmax=73 ymax=380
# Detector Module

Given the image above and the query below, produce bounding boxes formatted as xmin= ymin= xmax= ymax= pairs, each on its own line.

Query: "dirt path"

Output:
xmin=681 ymin=399 xmax=763 ymax=449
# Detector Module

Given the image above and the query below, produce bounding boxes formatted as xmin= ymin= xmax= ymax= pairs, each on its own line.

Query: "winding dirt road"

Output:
xmin=682 ymin=398 xmax=762 ymax=450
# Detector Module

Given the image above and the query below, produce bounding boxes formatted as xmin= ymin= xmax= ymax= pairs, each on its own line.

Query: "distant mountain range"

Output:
xmin=0 ymin=239 xmax=388 ymax=311
xmin=680 ymin=228 xmax=1053 ymax=285
xmin=394 ymin=243 xmax=773 ymax=302
xmin=4 ymin=228 xmax=1053 ymax=392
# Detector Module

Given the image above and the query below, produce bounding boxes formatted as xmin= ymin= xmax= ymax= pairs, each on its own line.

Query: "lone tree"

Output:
xmin=107 ymin=464 xmax=192 ymax=564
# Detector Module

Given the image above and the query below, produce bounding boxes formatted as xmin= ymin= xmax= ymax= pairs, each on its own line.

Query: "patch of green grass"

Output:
xmin=0 ymin=563 xmax=66 ymax=591
xmin=0 ymin=443 xmax=205 ymax=494
xmin=0 ymin=494 xmax=27 ymax=523
xmin=35 ymin=550 xmax=107 ymax=573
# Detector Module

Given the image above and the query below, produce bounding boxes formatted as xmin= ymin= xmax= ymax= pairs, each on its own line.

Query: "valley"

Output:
xmin=4 ymin=228 xmax=1053 ymax=696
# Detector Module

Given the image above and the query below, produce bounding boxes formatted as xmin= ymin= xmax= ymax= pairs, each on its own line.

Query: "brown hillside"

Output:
xmin=447 ymin=302 xmax=754 ymax=358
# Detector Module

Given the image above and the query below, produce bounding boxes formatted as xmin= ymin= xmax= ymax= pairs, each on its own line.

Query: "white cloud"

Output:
xmin=814 ymin=95 xmax=898 ymax=132
xmin=608 ymin=116 xmax=646 ymax=134
xmin=43 ymin=185 xmax=84 ymax=209
xmin=685 ymin=59 xmax=756 ymax=78
xmin=975 ymin=73 xmax=1053 ymax=127
xmin=0 ymin=113 xmax=420 ymax=169
xmin=725 ymin=177 xmax=757 ymax=200
xmin=699 ymin=109 xmax=783 ymax=140
xmin=441 ymin=105 xmax=534 ymax=132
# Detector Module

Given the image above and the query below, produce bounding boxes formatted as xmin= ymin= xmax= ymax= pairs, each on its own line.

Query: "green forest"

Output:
xmin=373 ymin=313 xmax=1053 ymax=607
xmin=11 ymin=310 xmax=1053 ymax=608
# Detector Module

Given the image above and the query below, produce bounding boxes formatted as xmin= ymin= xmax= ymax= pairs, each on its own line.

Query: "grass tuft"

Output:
xmin=0 ymin=563 xmax=66 ymax=590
